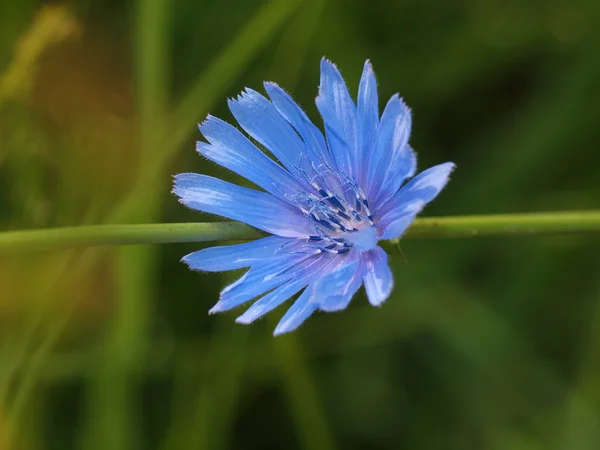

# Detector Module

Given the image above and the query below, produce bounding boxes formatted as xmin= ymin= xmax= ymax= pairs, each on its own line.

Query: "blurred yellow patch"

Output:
xmin=0 ymin=5 xmax=81 ymax=103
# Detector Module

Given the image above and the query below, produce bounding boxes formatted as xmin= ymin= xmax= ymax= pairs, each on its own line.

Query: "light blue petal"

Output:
xmin=365 ymin=95 xmax=411 ymax=201
xmin=198 ymin=115 xmax=306 ymax=199
xmin=236 ymin=280 xmax=306 ymax=324
xmin=373 ymin=145 xmax=417 ymax=211
xmin=406 ymin=146 xmax=417 ymax=179
xmin=235 ymin=253 xmax=334 ymax=324
xmin=362 ymin=247 xmax=393 ymax=306
xmin=356 ymin=60 xmax=378 ymax=186
xmin=315 ymin=58 xmax=358 ymax=179
xmin=273 ymin=288 xmax=318 ymax=336
xmin=263 ymin=82 xmax=334 ymax=170
xmin=228 ymin=89 xmax=310 ymax=185
xmin=210 ymin=253 xmax=314 ymax=313
xmin=376 ymin=162 xmax=456 ymax=221
xmin=312 ymin=258 xmax=364 ymax=312
xmin=182 ymin=236 xmax=291 ymax=272
xmin=377 ymin=200 xmax=426 ymax=241
xmin=173 ymin=173 xmax=313 ymax=237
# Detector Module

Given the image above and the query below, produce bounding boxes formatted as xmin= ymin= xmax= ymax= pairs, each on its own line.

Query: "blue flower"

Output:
xmin=173 ymin=58 xmax=455 ymax=335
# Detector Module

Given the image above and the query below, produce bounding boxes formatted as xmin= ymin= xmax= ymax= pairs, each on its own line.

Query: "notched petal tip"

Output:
xmin=198 ymin=114 xmax=216 ymax=131
xmin=392 ymin=94 xmax=410 ymax=112
xmin=319 ymin=57 xmax=342 ymax=76
xmin=244 ymin=87 xmax=261 ymax=97
xmin=264 ymin=81 xmax=289 ymax=98
xmin=362 ymin=59 xmax=374 ymax=74
xmin=263 ymin=80 xmax=280 ymax=90
xmin=320 ymin=55 xmax=334 ymax=65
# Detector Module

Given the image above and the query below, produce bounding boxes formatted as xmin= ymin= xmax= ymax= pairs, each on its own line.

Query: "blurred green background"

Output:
xmin=1 ymin=0 xmax=600 ymax=448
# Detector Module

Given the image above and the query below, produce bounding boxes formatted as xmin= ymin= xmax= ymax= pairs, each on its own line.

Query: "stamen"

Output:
xmin=315 ymin=219 xmax=336 ymax=232
xmin=293 ymin=155 xmax=377 ymax=252
xmin=328 ymin=196 xmax=347 ymax=212
xmin=337 ymin=211 xmax=352 ymax=221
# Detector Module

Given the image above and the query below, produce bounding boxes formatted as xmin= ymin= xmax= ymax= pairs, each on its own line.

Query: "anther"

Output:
xmin=337 ymin=211 xmax=352 ymax=221
xmin=315 ymin=219 xmax=336 ymax=232
xmin=328 ymin=196 xmax=346 ymax=212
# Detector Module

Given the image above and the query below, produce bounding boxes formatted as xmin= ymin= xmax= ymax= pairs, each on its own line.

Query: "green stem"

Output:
xmin=0 ymin=211 xmax=599 ymax=254
xmin=397 ymin=210 xmax=600 ymax=239
xmin=0 ymin=222 xmax=262 ymax=254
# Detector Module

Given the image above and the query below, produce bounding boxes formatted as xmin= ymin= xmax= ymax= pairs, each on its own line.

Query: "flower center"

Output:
xmin=344 ymin=226 xmax=378 ymax=252
xmin=288 ymin=161 xmax=376 ymax=255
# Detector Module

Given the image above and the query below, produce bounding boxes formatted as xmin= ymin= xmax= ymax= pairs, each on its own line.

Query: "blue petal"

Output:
xmin=235 ymin=254 xmax=334 ymax=324
xmin=376 ymin=162 xmax=456 ymax=221
xmin=273 ymin=288 xmax=318 ymax=336
xmin=377 ymin=200 xmax=426 ymax=241
xmin=228 ymin=89 xmax=310 ymax=185
xmin=356 ymin=60 xmax=378 ymax=186
xmin=235 ymin=280 xmax=307 ymax=324
xmin=373 ymin=144 xmax=417 ymax=211
xmin=173 ymin=173 xmax=313 ymax=237
xmin=263 ymin=82 xmax=334 ymax=170
xmin=210 ymin=253 xmax=314 ymax=313
xmin=365 ymin=95 xmax=411 ymax=201
xmin=405 ymin=146 xmax=418 ymax=179
xmin=198 ymin=115 xmax=306 ymax=199
xmin=315 ymin=58 xmax=358 ymax=179
xmin=362 ymin=247 xmax=393 ymax=306
xmin=182 ymin=236 xmax=291 ymax=272
xmin=311 ymin=257 xmax=363 ymax=312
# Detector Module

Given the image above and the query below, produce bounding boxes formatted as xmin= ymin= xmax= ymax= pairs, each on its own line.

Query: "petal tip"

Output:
xmin=273 ymin=325 xmax=289 ymax=337
xmin=208 ymin=303 xmax=224 ymax=314
xmin=320 ymin=57 xmax=340 ymax=74
xmin=235 ymin=315 xmax=252 ymax=325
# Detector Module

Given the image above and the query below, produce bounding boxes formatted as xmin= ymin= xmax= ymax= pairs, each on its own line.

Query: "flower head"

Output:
xmin=173 ymin=58 xmax=455 ymax=335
